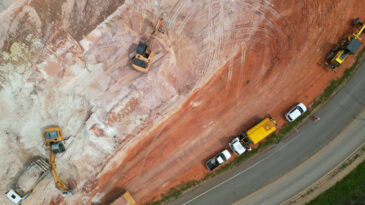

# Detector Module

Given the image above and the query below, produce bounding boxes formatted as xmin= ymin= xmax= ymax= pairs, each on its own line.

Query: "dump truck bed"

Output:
xmin=110 ymin=191 xmax=136 ymax=205
xmin=247 ymin=118 xmax=277 ymax=144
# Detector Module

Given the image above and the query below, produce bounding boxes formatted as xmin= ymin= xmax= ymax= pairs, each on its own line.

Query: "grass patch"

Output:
xmin=147 ymin=48 xmax=365 ymax=205
xmin=307 ymin=160 xmax=365 ymax=205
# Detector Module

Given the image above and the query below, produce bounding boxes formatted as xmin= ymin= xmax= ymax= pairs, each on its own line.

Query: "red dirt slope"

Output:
xmin=90 ymin=1 xmax=365 ymax=204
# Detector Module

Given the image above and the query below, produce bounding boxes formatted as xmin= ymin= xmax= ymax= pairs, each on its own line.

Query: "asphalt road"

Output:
xmin=237 ymin=111 xmax=365 ymax=205
xmin=168 ymin=62 xmax=365 ymax=205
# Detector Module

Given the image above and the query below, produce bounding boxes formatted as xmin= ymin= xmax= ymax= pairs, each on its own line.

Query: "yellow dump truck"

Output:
xmin=229 ymin=117 xmax=277 ymax=155
xmin=110 ymin=191 xmax=136 ymax=205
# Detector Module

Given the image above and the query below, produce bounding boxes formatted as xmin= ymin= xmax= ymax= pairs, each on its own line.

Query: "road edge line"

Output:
xmin=282 ymin=142 xmax=365 ymax=205
xmin=232 ymin=109 xmax=365 ymax=205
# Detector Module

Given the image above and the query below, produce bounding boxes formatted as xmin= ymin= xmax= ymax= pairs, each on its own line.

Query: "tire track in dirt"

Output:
xmin=167 ymin=0 xmax=184 ymax=30
xmin=81 ymin=1 xmax=365 ymax=205
xmin=232 ymin=0 xmax=293 ymax=85
xmin=89 ymin=1 xmax=291 ymax=203
xmin=176 ymin=10 xmax=193 ymax=35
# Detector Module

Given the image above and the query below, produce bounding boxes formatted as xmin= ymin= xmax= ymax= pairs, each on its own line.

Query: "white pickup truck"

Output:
xmin=205 ymin=149 xmax=231 ymax=171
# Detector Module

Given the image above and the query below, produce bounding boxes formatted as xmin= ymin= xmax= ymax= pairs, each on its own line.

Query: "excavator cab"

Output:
xmin=131 ymin=42 xmax=155 ymax=72
xmin=43 ymin=127 xmax=63 ymax=143
xmin=43 ymin=127 xmax=65 ymax=154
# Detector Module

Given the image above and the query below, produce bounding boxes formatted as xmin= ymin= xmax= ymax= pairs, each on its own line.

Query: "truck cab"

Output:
xmin=5 ymin=158 xmax=49 ymax=204
xmin=6 ymin=186 xmax=24 ymax=204
xmin=229 ymin=137 xmax=246 ymax=155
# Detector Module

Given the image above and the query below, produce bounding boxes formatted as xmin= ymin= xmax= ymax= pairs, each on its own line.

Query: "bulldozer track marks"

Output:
xmin=176 ymin=11 xmax=193 ymax=35
xmin=167 ymin=0 xmax=185 ymax=30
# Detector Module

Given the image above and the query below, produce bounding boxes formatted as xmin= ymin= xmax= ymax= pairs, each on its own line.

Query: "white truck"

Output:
xmin=229 ymin=117 xmax=277 ymax=155
xmin=5 ymin=157 xmax=49 ymax=204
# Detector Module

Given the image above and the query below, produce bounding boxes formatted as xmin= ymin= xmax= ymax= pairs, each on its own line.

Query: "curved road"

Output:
xmin=169 ymin=61 xmax=365 ymax=205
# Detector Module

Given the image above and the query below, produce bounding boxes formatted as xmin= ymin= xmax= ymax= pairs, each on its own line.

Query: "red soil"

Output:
xmin=87 ymin=1 xmax=365 ymax=204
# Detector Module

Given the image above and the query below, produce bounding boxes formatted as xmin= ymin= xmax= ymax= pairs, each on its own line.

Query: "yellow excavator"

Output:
xmin=131 ymin=14 xmax=165 ymax=73
xmin=43 ymin=126 xmax=73 ymax=196
xmin=326 ymin=18 xmax=365 ymax=72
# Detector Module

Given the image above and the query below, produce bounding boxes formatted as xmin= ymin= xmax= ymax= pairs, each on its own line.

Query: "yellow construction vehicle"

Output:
xmin=131 ymin=14 xmax=165 ymax=73
xmin=229 ymin=116 xmax=277 ymax=155
xmin=326 ymin=18 xmax=365 ymax=72
xmin=43 ymin=126 xmax=73 ymax=196
xmin=110 ymin=191 xmax=136 ymax=205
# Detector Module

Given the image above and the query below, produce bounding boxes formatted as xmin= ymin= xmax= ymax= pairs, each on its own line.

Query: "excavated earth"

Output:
xmin=1 ymin=0 xmax=365 ymax=204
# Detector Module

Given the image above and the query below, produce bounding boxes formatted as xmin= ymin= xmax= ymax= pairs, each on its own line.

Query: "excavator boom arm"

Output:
xmin=48 ymin=147 xmax=71 ymax=191
xmin=353 ymin=24 xmax=365 ymax=40
xmin=148 ymin=14 xmax=165 ymax=50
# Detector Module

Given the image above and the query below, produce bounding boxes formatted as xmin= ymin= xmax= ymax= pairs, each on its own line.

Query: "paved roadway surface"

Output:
xmin=237 ymin=111 xmax=365 ymax=205
xmin=169 ymin=62 xmax=365 ymax=205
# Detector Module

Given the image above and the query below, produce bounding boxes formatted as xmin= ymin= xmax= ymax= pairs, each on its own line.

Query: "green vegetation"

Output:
xmin=147 ymin=48 xmax=365 ymax=205
xmin=307 ymin=160 xmax=365 ymax=205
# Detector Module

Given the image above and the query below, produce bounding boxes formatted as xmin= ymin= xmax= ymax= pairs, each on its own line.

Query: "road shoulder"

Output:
xmin=283 ymin=142 xmax=365 ymax=205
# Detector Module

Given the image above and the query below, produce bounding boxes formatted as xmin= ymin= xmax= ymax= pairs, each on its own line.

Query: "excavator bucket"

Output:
xmin=62 ymin=190 xmax=73 ymax=197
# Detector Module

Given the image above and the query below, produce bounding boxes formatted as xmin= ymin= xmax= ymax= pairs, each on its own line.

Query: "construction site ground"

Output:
xmin=1 ymin=0 xmax=365 ymax=204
